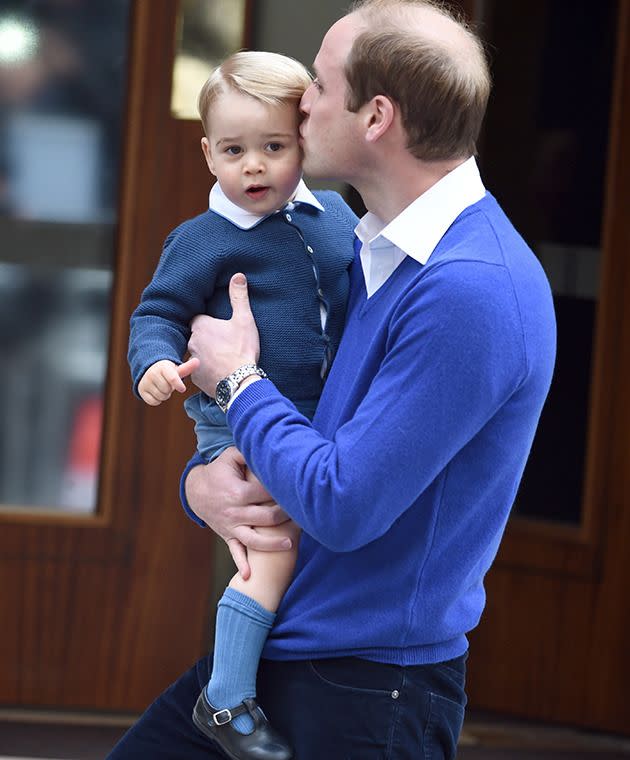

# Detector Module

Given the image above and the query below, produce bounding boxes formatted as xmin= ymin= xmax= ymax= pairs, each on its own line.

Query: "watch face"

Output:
xmin=215 ymin=379 xmax=232 ymax=410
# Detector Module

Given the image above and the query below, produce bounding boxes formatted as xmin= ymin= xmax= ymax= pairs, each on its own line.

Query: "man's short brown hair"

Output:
xmin=346 ymin=0 xmax=491 ymax=161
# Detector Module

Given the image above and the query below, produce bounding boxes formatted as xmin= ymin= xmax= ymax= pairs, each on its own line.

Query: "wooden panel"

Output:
xmin=468 ymin=568 xmax=596 ymax=723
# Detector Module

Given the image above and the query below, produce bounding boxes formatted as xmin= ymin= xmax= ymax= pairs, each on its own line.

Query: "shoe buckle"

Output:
xmin=212 ymin=708 xmax=233 ymax=726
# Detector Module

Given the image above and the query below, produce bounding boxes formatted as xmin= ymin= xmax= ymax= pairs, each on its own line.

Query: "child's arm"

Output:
xmin=128 ymin=220 xmax=217 ymax=398
xmin=138 ymin=357 xmax=199 ymax=406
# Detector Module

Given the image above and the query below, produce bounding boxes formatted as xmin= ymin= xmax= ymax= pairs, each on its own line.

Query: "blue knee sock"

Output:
xmin=205 ymin=587 xmax=275 ymax=734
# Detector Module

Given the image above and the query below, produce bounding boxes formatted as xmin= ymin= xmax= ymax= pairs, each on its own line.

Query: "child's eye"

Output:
xmin=312 ymin=77 xmax=322 ymax=92
xmin=225 ymin=146 xmax=241 ymax=155
xmin=266 ymin=142 xmax=283 ymax=152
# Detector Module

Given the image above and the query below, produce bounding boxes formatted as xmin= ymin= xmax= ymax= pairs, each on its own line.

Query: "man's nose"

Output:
xmin=300 ymin=83 xmax=314 ymax=115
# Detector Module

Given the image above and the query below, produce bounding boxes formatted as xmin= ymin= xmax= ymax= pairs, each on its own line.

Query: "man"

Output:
xmin=109 ymin=1 xmax=556 ymax=758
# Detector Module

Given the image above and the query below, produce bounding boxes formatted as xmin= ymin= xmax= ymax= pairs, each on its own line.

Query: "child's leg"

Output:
xmin=204 ymin=469 xmax=300 ymax=735
xmin=227 ymin=520 xmax=302 ymax=611
xmin=231 ymin=462 xmax=302 ymax=608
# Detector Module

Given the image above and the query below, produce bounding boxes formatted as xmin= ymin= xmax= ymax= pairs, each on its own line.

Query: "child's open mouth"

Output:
xmin=246 ymin=186 xmax=270 ymax=199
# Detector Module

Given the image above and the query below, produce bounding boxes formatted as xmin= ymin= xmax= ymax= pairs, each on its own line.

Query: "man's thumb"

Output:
xmin=229 ymin=273 xmax=253 ymax=318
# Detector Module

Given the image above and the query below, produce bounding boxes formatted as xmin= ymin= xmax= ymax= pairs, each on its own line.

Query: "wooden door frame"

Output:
xmin=583 ymin=0 xmax=630 ymax=730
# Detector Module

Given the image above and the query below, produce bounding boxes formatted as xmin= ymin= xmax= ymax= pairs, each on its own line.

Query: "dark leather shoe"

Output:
xmin=192 ymin=690 xmax=293 ymax=760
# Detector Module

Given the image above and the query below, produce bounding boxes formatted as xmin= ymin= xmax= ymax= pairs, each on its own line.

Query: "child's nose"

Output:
xmin=244 ymin=153 xmax=264 ymax=173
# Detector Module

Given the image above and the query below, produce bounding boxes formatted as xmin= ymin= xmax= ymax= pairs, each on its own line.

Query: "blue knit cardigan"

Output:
xmin=128 ymin=191 xmax=358 ymax=402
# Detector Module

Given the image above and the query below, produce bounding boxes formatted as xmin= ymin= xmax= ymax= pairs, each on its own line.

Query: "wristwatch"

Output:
xmin=215 ymin=363 xmax=268 ymax=412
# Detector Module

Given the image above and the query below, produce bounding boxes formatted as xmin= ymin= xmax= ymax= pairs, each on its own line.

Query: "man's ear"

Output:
xmin=201 ymin=137 xmax=216 ymax=176
xmin=364 ymin=95 xmax=396 ymax=144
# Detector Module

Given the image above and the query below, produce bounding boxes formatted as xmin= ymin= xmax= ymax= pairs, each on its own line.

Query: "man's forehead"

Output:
xmin=314 ymin=15 xmax=359 ymax=74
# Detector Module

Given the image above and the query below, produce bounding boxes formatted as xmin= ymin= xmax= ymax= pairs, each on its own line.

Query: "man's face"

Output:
xmin=299 ymin=15 xmax=364 ymax=182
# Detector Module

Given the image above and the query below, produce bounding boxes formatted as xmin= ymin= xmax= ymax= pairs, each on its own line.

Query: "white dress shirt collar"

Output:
xmin=209 ymin=178 xmax=324 ymax=230
xmin=354 ymin=157 xmax=486 ymax=297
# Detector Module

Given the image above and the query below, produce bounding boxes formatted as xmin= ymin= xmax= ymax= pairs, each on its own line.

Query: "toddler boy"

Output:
xmin=128 ymin=51 xmax=357 ymax=760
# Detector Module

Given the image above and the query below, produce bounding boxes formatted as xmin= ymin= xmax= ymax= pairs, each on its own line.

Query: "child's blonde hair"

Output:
xmin=198 ymin=51 xmax=312 ymax=137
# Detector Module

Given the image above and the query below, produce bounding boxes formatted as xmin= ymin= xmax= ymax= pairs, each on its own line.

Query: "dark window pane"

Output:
xmin=476 ymin=0 xmax=618 ymax=523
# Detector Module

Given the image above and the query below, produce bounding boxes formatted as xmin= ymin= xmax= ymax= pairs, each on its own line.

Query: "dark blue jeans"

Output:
xmin=108 ymin=652 xmax=467 ymax=759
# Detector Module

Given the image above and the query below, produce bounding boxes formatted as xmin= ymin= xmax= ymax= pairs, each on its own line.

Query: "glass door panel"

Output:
xmin=171 ymin=0 xmax=249 ymax=119
xmin=475 ymin=0 xmax=618 ymax=524
xmin=0 ymin=0 xmax=131 ymax=512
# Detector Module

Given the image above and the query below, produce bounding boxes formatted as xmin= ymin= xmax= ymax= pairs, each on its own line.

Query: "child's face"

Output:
xmin=201 ymin=90 xmax=303 ymax=216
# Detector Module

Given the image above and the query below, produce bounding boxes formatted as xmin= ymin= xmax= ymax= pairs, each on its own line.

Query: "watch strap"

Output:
xmin=228 ymin=363 xmax=268 ymax=387
xmin=215 ymin=363 xmax=267 ymax=412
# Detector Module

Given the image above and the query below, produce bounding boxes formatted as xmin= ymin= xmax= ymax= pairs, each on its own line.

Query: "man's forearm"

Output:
xmin=226 ymin=264 xmax=527 ymax=552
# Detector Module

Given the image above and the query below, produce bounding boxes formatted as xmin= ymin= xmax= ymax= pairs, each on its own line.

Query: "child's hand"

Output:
xmin=138 ymin=358 xmax=199 ymax=406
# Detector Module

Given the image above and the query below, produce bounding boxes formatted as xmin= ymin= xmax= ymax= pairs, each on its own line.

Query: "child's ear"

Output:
xmin=201 ymin=137 xmax=216 ymax=176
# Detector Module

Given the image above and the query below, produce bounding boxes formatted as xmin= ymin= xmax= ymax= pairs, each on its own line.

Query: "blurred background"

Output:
xmin=0 ymin=0 xmax=128 ymax=511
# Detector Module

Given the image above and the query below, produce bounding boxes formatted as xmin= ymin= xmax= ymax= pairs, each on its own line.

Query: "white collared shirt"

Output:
xmin=355 ymin=156 xmax=486 ymax=297
xmin=208 ymin=178 xmax=324 ymax=228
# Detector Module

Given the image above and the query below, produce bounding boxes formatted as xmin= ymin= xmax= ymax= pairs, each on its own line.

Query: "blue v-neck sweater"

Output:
xmin=183 ymin=192 xmax=557 ymax=665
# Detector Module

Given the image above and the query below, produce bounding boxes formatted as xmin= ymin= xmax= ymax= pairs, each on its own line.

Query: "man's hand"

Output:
xmin=188 ymin=273 xmax=260 ymax=397
xmin=138 ymin=358 xmax=199 ymax=406
xmin=185 ymin=446 xmax=293 ymax=578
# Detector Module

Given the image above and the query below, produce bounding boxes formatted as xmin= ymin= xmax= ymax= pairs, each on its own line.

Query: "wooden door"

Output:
xmin=458 ymin=0 xmax=630 ymax=735
xmin=0 ymin=1 xmax=225 ymax=712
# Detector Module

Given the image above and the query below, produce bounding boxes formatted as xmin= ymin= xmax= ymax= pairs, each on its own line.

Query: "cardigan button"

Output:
xmin=307 ymin=245 xmax=314 ymax=254
xmin=285 ymin=213 xmax=292 ymax=221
